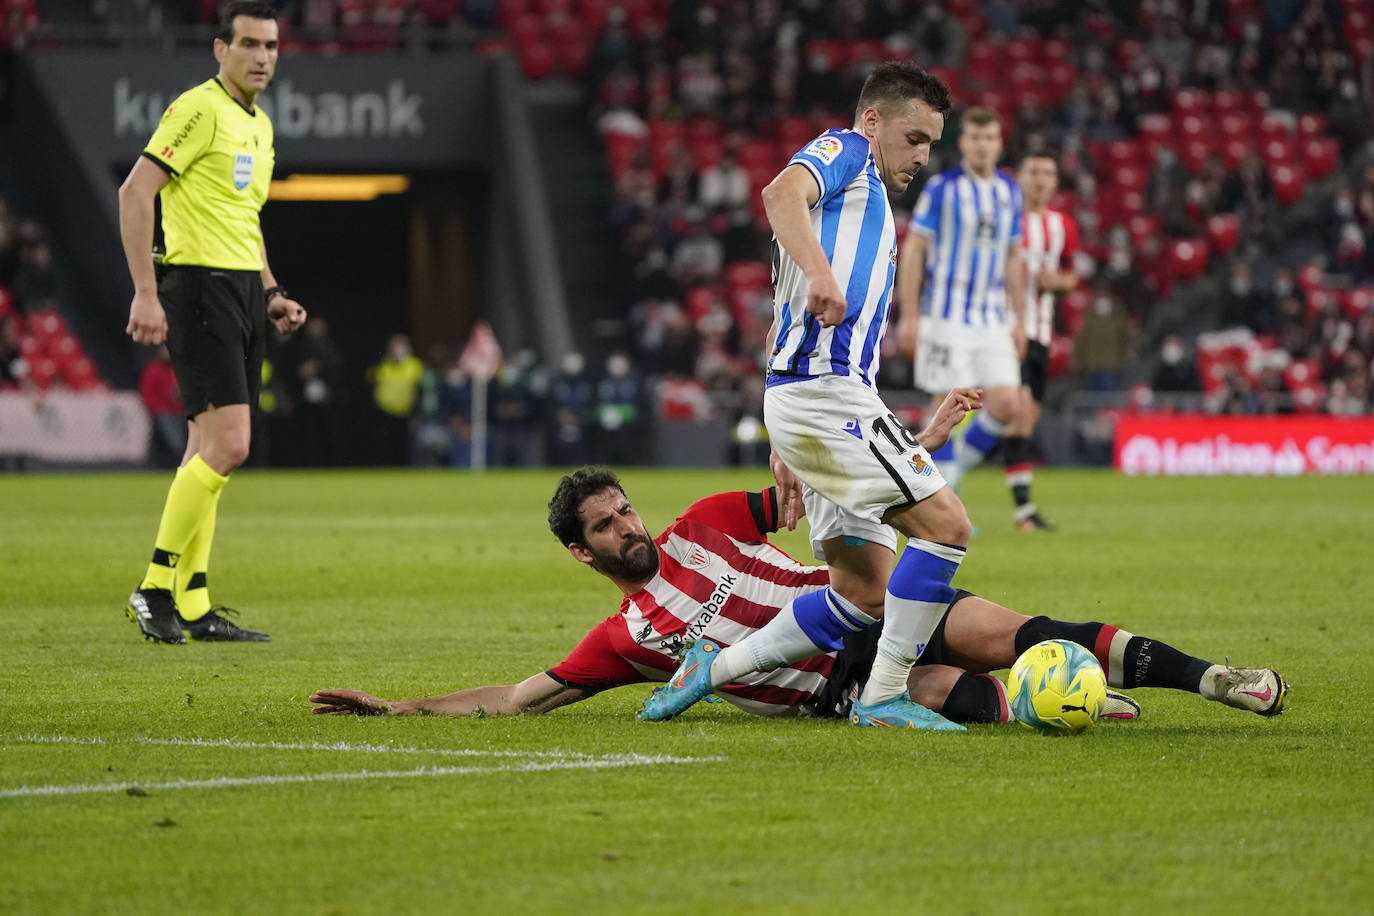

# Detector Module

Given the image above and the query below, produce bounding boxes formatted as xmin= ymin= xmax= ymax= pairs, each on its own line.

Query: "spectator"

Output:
xmin=488 ymin=350 xmax=544 ymax=467
xmin=670 ymin=219 xmax=724 ymax=286
xmin=1152 ymin=335 xmax=1202 ymax=397
xmin=138 ymin=345 xmax=185 ymax=468
xmin=438 ymin=358 xmax=479 ymax=468
xmin=594 ymin=351 xmax=643 ymax=465
xmin=292 ymin=318 xmax=345 ymax=466
xmin=1074 ymin=293 xmax=1134 ymax=392
xmin=12 ymin=239 xmax=59 ymax=309
xmin=368 ymin=333 xmax=424 ymax=466
xmin=0 ymin=318 xmax=21 ymax=387
xmin=547 ymin=351 xmax=592 ymax=466
xmin=1218 ymin=261 xmax=1276 ymax=334
xmin=698 ymin=149 xmax=750 ymax=211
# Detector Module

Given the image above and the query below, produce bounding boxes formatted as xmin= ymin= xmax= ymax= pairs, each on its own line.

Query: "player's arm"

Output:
xmin=679 ymin=488 xmax=786 ymax=540
xmin=760 ymin=164 xmax=845 ymax=328
xmin=259 ymin=237 xmax=307 ymax=334
xmin=119 ymin=156 xmax=172 ymax=346
xmin=916 ymin=387 xmax=983 ymax=454
xmin=1005 ymin=244 xmax=1027 ymax=358
xmin=309 ymin=672 xmax=594 ymax=717
xmin=895 ymin=232 xmax=929 ymax=359
xmin=1041 ymin=216 xmax=1080 ymax=292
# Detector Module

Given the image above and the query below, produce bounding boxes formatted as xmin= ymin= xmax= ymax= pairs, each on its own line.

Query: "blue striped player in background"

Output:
xmin=896 ymin=106 xmax=1027 ymax=492
xmin=641 ymin=63 xmax=984 ymax=730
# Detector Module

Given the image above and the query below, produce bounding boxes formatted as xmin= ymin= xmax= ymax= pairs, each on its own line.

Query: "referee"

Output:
xmin=120 ymin=1 xmax=305 ymax=644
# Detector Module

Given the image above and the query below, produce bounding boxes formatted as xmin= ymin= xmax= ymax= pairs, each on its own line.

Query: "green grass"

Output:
xmin=1 ymin=467 xmax=1371 ymax=915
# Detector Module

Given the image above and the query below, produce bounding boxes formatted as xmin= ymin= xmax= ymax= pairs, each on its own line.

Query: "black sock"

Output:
xmin=942 ymin=673 xmax=1006 ymax=723
xmin=1004 ymin=436 xmax=1032 ymax=509
xmin=1015 ymin=616 xmax=1212 ymax=692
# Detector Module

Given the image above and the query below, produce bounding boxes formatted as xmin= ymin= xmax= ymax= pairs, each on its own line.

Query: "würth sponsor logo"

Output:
xmin=684 ymin=574 xmax=738 ymax=640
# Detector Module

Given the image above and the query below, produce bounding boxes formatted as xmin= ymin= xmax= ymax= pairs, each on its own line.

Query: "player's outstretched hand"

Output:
xmin=309 ymin=688 xmax=389 ymax=715
xmin=921 ymin=387 xmax=983 ymax=454
xmin=269 ymin=296 xmax=308 ymax=335
xmin=769 ymin=448 xmax=805 ymax=531
xmin=806 ymin=273 xmax=847 ymax=328
xmin=126 ymin=291 xmax=168 ymax=346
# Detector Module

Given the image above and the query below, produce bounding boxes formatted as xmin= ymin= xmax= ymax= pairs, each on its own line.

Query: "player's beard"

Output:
xmin=593 ymin=534 xmax=659 ymax=581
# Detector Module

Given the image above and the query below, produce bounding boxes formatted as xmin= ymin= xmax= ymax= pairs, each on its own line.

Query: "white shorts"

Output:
xmin=914 ymin=318 xmax=1021 ymax=394
xmin=764 ymin=374 xmax=947 ymax=559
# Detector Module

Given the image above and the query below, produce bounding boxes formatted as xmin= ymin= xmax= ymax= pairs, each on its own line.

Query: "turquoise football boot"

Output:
xmin=849 ymin=690 xmax=966 ymax=731
xmin=638 ymin=639 xmax=721 ymax=721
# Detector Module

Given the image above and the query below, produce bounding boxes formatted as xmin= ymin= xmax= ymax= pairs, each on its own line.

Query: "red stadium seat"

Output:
xmin=648 ymin=118 xmax=685 ymax=146
xmin=27 ymin=309 xmax=67 ymax=340
xmin=533 ymin=0 xmax=572 ymax=17
xmin=1212 ymin=89 xmax=1246 ymax=114
xmin=966 ymin=41 xmax=999 ymax=83
xmin=1006 ymin=39 xmax=1039 ymax=65
xmin=1260 ymin=136 xmax=1297 ymax=169
xmin=683 ymin=118 xmax=720 ymax=145
xmin=556 ymin=36 xmax=591 ymax=78
xmin=60 ymin=355 xmax=98 ymax=389
xmin=1137 ymin=113 xmax=1171 ymax=141
xmin=19 ymin=333 xmax=43 ymax=357
xmin=1291 ymin=383 xmax=1327 ymax=415
xmin=1041 ymin=39 xmax=1071 ymax=63
xmin=1218 ymin=112 xmax=1253 ymax=140
xmin=1179 ymin=139 xmax=1214 ymax=173
xmin=1169 ymin=238 xmax=1209 ymax=282
xmin=1296 ymin=262 xmax=1323 ymax=294
xmin=1270 ymin=164 xmax=1306 ymax=206
xmin=1104 ymin=139 xmax=1143 ymax=168
xmin=1172 ymin=88 xmax=1210 ymax=115
xmin=1206 ymin=214 xmax=1242 ymax=255
xmin=498 ymin=0 xmax=530 ymax=27
xmin=735 ymin=140 xmax=777 ymax=171
xmin=1341 ymin=287 xmax=1374 ymax=321
xmin=1048 ymin=334 xmax=1073 ymax=379
xmin=684 ymin=285 xmax=725 ymax=322
xmin=724 ymin=260 xmax=771 ymax=292
xmin=1302 ymin=136 xmax=1340 ymax=180
xmin=1220 ymin=138 xmax=1251 ymax=170
xmin=545 ymin=15 xmax=583 ymax=49
xmin=690 ymin=139 xmax=722 ymax=171
xmin=776 ymin=115 xmax=816 ymax=151
xmin=516 ymin=40 xmax=554 ymax=80
xmin=506 ymin=12 xmax=542 ymax=46
xmin=1296 ymin=112 xmax=1328 ymax=139
xmin=1110 ymin=164 xmax=1147 ymax=192
xmin=28 ymin=356 xmax=58 ymax=389
xmin=1044 ymin=62 xmax=1077 ymax=103
xmin=1282 ymin=358 xmax=1321 ymax=389
xmin=1126 ymin=213 xmax=1161 ymax=247
xmin=577 ymin=0 xmax=611 ymax=29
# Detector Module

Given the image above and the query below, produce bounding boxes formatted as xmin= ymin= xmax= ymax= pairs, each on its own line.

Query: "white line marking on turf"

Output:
xmin=1 ymin=735 xmax=727 ymax=798
xmin=13 ymin=735 xmax=609 ymax=760
xmin=0 ymin=755 xmax=724 ymax=798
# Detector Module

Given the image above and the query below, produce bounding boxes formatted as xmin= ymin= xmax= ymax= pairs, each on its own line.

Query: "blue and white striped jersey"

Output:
xmin=767 ymin=129 xmax=898 ymax=388
xmin=909 ymin=166 xmax=1023 ymax=328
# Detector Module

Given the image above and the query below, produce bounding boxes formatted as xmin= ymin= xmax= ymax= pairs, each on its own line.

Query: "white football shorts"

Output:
xmin=914 ymin=317 xmax=1021 ymax=394
xmin=764 ymin=374 xmax=947 ymax=560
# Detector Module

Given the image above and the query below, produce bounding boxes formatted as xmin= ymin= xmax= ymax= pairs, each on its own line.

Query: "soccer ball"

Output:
xmin=1007 ymin=639 xmax=1107 ymax=735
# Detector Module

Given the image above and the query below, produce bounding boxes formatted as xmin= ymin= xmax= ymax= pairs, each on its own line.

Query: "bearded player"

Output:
xmin=309 ymin=463 xmax=1288 ymax=723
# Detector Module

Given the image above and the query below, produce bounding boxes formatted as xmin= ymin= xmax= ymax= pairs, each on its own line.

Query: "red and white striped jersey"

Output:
xmin=1020 ymin=208 xmax=1079 ymax=345
xmin=547 ymin=490 xmax=834 ymax=716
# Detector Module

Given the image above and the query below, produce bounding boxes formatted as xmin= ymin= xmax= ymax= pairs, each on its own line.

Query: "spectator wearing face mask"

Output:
xmin=1152 ymin=335 xmax=1201 ymax=400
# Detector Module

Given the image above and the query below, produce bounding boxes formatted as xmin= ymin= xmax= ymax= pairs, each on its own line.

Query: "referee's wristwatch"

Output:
xmin=264 ymin=285 xmax=289 ymax=305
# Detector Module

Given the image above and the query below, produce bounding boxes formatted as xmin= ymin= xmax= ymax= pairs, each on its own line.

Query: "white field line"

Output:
xmin=1 ymin=735 xmax=726 ymax=798
xmin=0 ymin=755 xmax=723 ymax=798
xmin=12 ymin=734 xmax=611 ymax=760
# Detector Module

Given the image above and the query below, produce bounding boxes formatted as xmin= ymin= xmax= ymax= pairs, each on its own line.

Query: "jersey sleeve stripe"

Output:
xmin=788 ymin=157 xmax=826 ymax=203
xmin=141 ymin=150 xmax=178 ymax=177
xmin=746 ymin=490 xmax=770 ymax=536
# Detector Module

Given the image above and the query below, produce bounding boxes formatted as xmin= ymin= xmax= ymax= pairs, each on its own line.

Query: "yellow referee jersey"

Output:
xmin=142 ymin=77 xmax=275 ymax=272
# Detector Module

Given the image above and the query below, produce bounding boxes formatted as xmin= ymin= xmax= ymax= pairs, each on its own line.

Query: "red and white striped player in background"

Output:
xmin=1006 ymin=151 xmax=1080 ymax=531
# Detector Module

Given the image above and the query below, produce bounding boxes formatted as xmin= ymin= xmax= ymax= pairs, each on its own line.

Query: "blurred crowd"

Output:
xmin=577 ymin=0 xmax=1374 ymax=418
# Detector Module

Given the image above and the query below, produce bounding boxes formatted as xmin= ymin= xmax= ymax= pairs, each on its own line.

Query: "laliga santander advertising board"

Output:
xmin=1114 ymin=415 xmax=1374 ymax=476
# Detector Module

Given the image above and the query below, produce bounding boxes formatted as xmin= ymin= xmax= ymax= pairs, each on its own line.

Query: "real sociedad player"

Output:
xmin=638 ymin=63 xmax=981 ymax=730
xmin=896 ymin=106 xmax=1028 ymax=491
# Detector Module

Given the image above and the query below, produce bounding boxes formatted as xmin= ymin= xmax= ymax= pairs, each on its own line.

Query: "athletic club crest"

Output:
xmin=682 ymin=545 xmax=710 ymax=570
xmin=233 ymin=153 xmax=254 ymax=190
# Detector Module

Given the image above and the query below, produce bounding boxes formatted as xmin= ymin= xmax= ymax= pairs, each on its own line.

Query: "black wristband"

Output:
xmin=264 ymin=285 xmax=287 ymax=304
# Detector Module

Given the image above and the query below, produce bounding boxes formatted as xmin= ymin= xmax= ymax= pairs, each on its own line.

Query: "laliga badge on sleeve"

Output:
xmin=804 ymin=135 xmax=843 ymax=165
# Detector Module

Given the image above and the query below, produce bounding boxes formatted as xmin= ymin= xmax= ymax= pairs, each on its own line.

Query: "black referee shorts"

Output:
xmin=808 ymin=589 xmax=976 ymax=719
xmin=160 ymin=266 xmax=266 ymax=419
xmin=1020 ymin=340 xmax=1051 ymax=405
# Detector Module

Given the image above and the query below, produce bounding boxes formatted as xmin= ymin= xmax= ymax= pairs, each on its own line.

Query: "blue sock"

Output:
xmin=859 ymin=538 xmax=966 ymax=705
xmin=712 ymin=587 xmax=878 ymax=684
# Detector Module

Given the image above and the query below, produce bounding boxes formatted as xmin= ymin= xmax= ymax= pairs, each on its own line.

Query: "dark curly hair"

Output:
xmin=547 ymin=467 xmax=626 ymax=547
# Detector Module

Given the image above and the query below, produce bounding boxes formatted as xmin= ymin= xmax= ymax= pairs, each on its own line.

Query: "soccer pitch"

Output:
xmin=2 ymin=467 xmax=1371 ymax=914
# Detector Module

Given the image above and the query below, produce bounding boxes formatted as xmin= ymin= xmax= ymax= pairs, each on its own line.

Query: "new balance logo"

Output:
xmin=841 ymin=419 xmax=863 ymax=440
